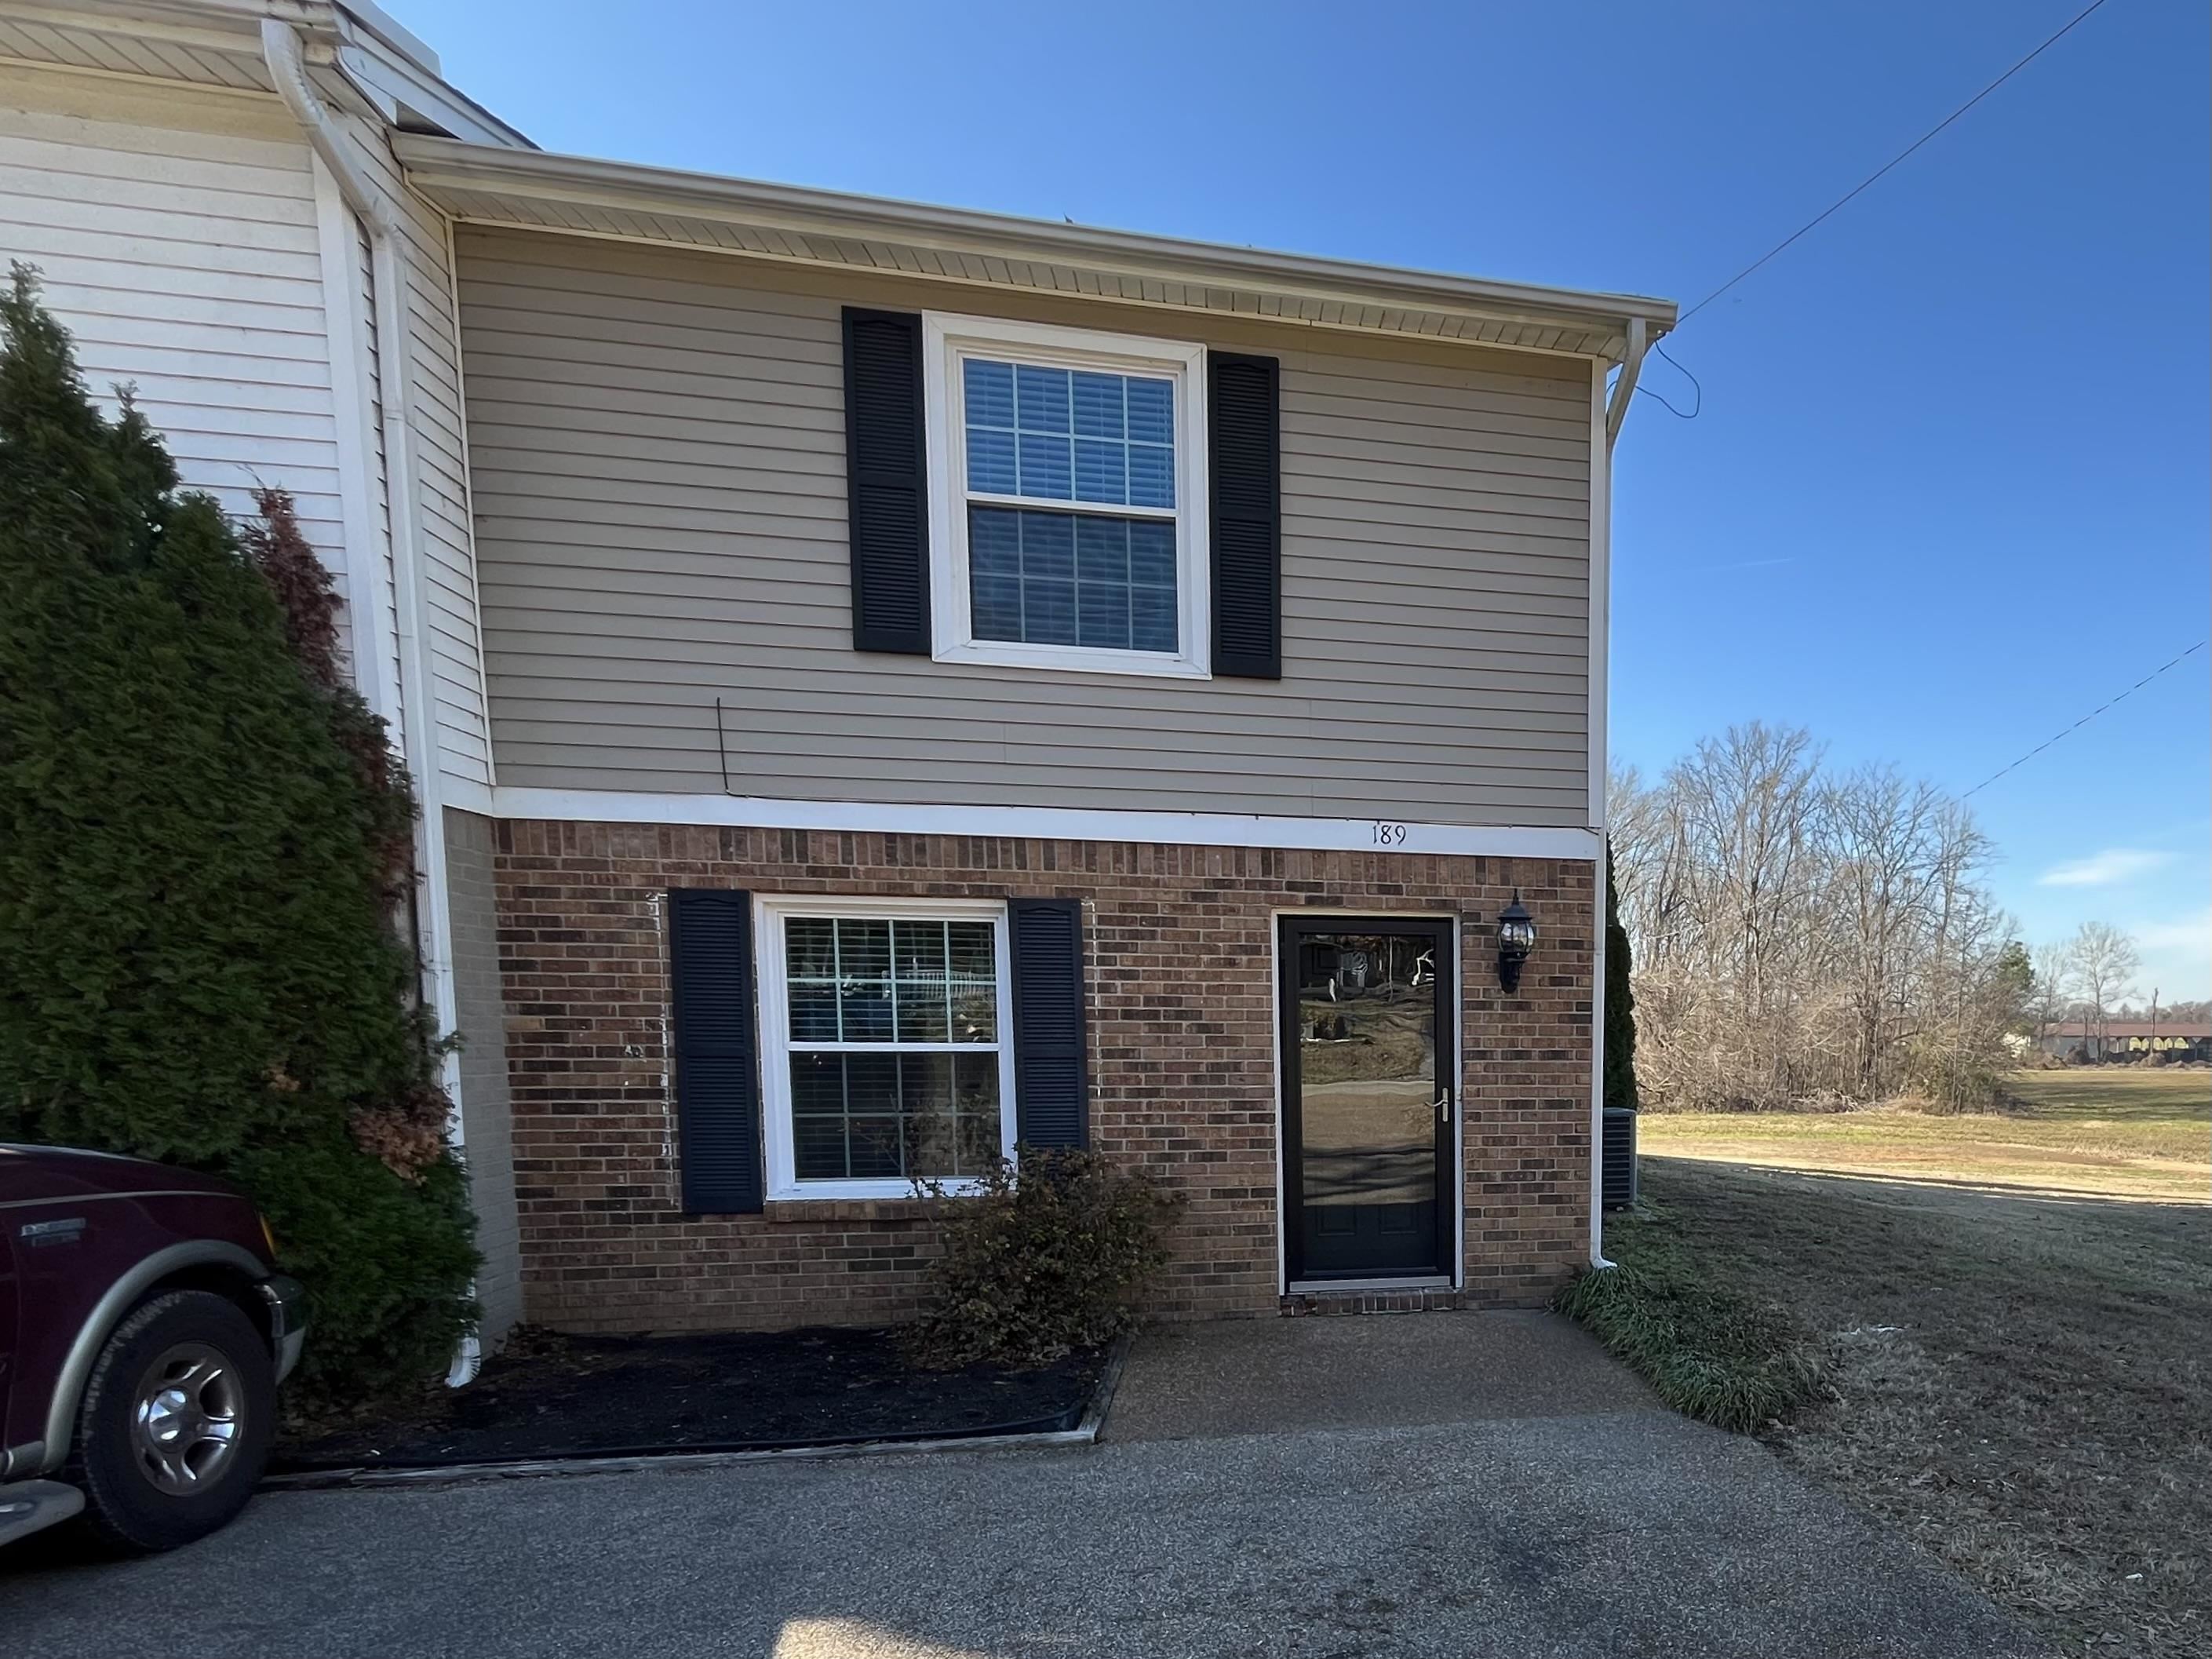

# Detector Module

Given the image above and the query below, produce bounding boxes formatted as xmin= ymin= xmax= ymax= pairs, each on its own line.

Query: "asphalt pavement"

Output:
xmin=2 ymin=1313 xmax=2043 ymax=1658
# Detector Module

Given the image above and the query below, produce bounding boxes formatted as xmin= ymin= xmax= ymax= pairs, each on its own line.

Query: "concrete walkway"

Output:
xmin=1106 ymin=1308 xmax=1658 ymax=1441
xmin=2 ymin=1312 xmax=2046 ymax=1659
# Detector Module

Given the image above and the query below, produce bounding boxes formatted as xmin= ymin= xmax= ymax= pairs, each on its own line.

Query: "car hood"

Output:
xmin=0 ymin=1143 xmax=242 ymax=1205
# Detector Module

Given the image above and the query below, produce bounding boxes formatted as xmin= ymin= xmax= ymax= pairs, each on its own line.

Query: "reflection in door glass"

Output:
xmin=1295 ymin=932 xmax=1441 ymax=1277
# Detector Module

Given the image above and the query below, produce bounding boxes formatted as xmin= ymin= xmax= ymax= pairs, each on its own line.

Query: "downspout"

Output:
xmin=1605 ymin=316 xmax=1649 ymax=453
xmin=262 ymin=20 xmax=480 ymax=1387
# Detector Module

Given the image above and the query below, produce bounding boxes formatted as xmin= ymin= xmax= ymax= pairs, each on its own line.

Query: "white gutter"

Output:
xmin=1604 ymin=316 xmax=1649 ymax=452
xmin=262 ymin=19 xmax=480 ymax=1387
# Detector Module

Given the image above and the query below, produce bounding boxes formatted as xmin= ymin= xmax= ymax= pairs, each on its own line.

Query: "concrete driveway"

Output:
xmin=2 ymin=1312 xmax=2041 ymax=1658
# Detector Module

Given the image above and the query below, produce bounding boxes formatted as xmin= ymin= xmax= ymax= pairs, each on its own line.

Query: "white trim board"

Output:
xmin=484 ymin=786 xmax=1602 ymax=862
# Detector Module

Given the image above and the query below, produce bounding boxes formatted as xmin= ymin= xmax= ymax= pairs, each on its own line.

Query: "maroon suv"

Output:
xmin=0 ymin=1145 xmax=306 ymax=1552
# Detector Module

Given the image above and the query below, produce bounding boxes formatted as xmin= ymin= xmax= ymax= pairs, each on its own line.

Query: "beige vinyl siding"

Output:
xmin=457 ymin=227 xmax=1593 ymax=826
xmin=0 ymin=68 xmax=356 ymax=665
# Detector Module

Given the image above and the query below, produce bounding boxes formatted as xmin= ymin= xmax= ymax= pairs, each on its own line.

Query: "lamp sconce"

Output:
xmin=1496 ymin=891 xmax=1536 ymax=993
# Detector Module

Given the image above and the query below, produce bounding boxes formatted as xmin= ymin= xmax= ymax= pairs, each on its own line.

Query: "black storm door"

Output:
xmin=1280 ymin=917 xmax=1456 ymax=1283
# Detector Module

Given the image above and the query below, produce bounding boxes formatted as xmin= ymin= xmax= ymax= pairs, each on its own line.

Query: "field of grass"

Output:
xmin=1638 ymin=1068 xmax=2210 ymax=1201
xmin=1574 ymin=1070 xmax=2210 ymax=1656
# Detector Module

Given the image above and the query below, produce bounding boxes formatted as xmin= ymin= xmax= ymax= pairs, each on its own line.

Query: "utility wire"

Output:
xmin=1960 ymin=640 xmax=2206 ymax=799
xmin=1678 ymin=0 xmax=2115 ymax=326
xmin=1634 ymin=341 xmax=1704 ymax=419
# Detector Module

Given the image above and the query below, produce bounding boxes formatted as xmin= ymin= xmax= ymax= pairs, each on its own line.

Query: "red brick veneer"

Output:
xmin=490 ymin=822 xmax=1595 ymax=1333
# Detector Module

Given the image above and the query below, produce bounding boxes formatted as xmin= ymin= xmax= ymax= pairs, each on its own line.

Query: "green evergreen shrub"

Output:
xmin=906 ymin=1149 xmax=1180 ymax=1369
xmin=0 ymin=267 xmax=476 ymax=1395
xmin=1604 ymin=841 xmax=1640 ymax=1111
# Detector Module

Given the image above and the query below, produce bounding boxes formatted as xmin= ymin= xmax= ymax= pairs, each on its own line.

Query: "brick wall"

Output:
xmin=489 ymin=821 xmax=1594 ymax=1333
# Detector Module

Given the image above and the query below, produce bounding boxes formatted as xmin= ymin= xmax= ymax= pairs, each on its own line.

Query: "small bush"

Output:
xmin=1556 ymin=1202 xmax=1821 ymax=1433
xmin=906 ymin=1148 xmax=1180 ymax=1369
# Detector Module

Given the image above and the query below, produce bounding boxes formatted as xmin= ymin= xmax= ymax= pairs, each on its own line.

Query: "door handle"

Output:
xmin=1435 ymin=1092 xmax=1452 ymax=1124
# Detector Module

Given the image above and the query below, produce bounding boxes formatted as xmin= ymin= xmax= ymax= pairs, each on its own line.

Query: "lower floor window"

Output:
xmin=760 ymin=902 xmax=1016 ymax=1198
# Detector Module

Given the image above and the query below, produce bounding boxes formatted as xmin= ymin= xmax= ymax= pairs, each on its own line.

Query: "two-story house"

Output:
xmin=3 ymin=0 xmax=1674 ymax=1351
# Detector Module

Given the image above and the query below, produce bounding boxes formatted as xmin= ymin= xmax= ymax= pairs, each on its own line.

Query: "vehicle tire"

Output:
xmin=63 ymin=1289 xmax=275 ymax=1552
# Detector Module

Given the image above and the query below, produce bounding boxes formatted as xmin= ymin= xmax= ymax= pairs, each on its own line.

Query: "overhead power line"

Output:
xmin=1678 ymin=0 xmax=2115 ymax=326
xmin=1960 ymin=640 xmax=2207 ymax=800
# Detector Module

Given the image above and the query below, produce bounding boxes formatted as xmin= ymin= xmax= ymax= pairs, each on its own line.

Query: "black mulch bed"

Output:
xmin=272 ymin=1326 xmax=1109 ymax=1473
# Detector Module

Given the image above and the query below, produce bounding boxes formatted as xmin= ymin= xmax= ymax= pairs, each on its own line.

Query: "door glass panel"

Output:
xmin=1294 ymin=930 xmax=1443 ymax=1277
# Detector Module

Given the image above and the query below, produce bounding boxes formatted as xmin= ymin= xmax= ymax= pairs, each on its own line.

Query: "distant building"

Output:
xmin=2033 ymin=1021 xmax=2212 ymax=1063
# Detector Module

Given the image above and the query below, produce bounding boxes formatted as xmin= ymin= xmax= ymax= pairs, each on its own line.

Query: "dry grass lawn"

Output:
xmin=1640 ymin=1068 xmax=2209 ymax=1201
xmin=1612 ymin=1070 xmax=2210 ymax=1657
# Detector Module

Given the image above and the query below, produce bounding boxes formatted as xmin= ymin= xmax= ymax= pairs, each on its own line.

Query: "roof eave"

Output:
xmin=393 ymin=133 xmax=1676 ymax=362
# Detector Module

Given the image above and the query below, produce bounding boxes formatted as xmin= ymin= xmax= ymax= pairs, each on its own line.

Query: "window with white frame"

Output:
xmin=924 ymin=314 xmax=1208 ymax=678
xmin=757 ymin=897 xmax=1016 ymax=1198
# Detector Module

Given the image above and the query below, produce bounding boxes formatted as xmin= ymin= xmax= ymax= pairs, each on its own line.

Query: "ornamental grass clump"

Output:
xmin=906 ymin=1148 xmax=1180 ymax=1369
xmin=0 ymin=266 xmax=476 ymax=1398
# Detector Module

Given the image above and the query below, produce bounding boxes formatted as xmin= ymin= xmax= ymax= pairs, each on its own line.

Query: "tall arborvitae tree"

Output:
xmin=0 ymin=267 xmax=476 ymax=1395
xmin=1603 ymin=842 xmax=1639 ymax=1111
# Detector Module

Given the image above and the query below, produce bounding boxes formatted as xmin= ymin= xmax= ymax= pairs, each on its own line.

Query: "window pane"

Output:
xmin=1020 ymin=511 xmax=1073 ymax=579
xmin=1078 ymin=583 xmax=1131 ymax=649
xmin=964 ymin=359 xmax=1015 ymax=428
xmin=1075 ymin=516 xmax=1128 ymax=585
xmin=970 ymin=507 xmax=1021 ymax=575
xmin=950 ymin=979 xmax=997 ymax=1043
xmin=1017 ymin=432 xmax=1071 ymax=499
xmin=1073 ymin=439 xmax=1126 ymax=505
xmin=963 ymin=356 xmax=1175 ymax=511
xmin=968 ymin=507 xmax=1177 ymax=654
xmin=836 ymin=918 xmax=891 ymax=979
xmin=1015 ymin=364 xmax=1070 ymax=433
xmin=948 ymin=921 xmax=994 ymax=977
xmin=968 ymin=427 xmax=1018 ymax=494
xmin=786 ymin=917 xmax=836 ymax=978
xmin=892 ymin=919 xmax=947 ymax=979
xmin=1024 ymin=578 xmax=1077 ymax=646
xmin=791 ymin=1051 xmax=845 ymax=1116
xmin=972 ymin=574 xmax=1022 ymax=640
xmin=788 ymin=979 xmax=840 ymax=1043
xmin=1071 ymin=371 xmax=1124 ymax=438
xmin=1127 ymin=443 xmax=1174 ymax=509
xmin=896 ymin=978 xmax=949 ymax=1042
xmin=782 ymin=922 xmax=1004 ymax=1185
xmin=793 ymin=1111 xmax=849 ymax=1180
xmin=847 ymin=1118 xmax=904 ymax=1178
xmin=900 ymin=1052 xmax=953 ymax=1115
xmin=1128 ymin=519 xmax=1175 ymax=587
xmin=1132 ymin=585 xmax=1179 ymax=653
xmin=1125 ymin=376 xmax=1173 ymax=445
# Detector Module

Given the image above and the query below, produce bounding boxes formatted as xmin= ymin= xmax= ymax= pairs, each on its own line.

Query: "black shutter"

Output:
xmin=668 ymin=888 xmax=763 ymax=1212
xmin=842 ymin=308 xmax=931 ymax=653
xmin=1009 ymin=899 xmax=1088 ymax=1149
xmin=1208 ymin=350 xmax=1281 ymax=679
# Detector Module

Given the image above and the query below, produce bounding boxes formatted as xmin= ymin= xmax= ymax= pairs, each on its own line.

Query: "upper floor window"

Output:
xmin=924 ymin=315 xmax=1209 ymax=678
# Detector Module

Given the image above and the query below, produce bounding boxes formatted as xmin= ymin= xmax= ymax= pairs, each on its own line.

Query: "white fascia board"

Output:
xmin=486 ymin=787 xmax=1601 ymax=863
xmin=392 ymin=135 xmax=1674 ymax=356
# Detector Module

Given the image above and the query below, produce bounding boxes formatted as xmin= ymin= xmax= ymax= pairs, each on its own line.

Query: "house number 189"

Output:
xmin=1371 ymin=822 xmax=1408 ymax=846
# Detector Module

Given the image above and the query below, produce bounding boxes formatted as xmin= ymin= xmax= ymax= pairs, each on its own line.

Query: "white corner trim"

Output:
xmin=1587 ymin=361 xmax=1613 ymax=1267
xmin=1588 ymin=838 xmax=1609 ymax=1266
xmin=311 ymin=155 xmax=399 ymax=738
xmin=486 ymin=786 xmax=1602 ymax=862
xmin=1587 ymin=356 xmax=1611 ymax=834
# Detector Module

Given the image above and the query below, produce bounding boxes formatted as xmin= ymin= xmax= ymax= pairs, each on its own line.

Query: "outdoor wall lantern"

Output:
xmin=1496 ymin=892 xmax=1536 ymax=992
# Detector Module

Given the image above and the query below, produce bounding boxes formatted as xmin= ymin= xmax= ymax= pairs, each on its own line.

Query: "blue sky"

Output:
xmin=392 ymin=0 xmax=2210 ymax=997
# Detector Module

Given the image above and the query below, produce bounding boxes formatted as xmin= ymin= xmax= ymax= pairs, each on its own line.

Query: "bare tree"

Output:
xmin=2027 ymin=942 xmax=2072 ymax=1045
xmin=1610 ymin=726 xmax=2024 ymax=1112
xmin=2065 ymin=922 xmax=2141 ymax=1044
